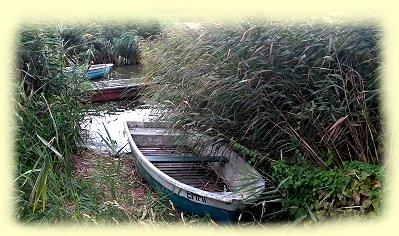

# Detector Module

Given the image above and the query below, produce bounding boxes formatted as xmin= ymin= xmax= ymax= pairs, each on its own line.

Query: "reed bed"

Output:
xmin=14 ymin=22 xmax=91 ymax=220
xmin=14 ymin=19 xmax=384 ymax=223
xmin=14 ymin=21 xmax=210 ymax=224
xmin=61 ymin=21 xmax=162 ymax=66
xmin=141 ymin=21 xmax=384 ymax=221
xmin=141 ymin=21 xmax=383 ymax=169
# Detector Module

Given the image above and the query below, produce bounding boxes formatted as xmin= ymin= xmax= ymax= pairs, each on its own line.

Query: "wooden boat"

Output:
xmin=124 ymin=121 xmax=265 ymax=221
xmin=85 ymin=63 xmax=114 ymax=79
xmin=88 ymin=79 xmax=145 ymax=102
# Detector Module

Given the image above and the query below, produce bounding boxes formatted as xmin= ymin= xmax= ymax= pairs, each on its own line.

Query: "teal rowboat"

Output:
xmin=85 ymin=63 xmax=113 ymax=79
xmin=64 ymin=63 xmax=114 ymax=80
xmin=123 ymin=121 xmax=265 ymax=222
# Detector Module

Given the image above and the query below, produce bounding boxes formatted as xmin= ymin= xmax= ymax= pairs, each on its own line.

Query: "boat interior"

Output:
xmin=126 ymin=121 xmax=232 ymax=192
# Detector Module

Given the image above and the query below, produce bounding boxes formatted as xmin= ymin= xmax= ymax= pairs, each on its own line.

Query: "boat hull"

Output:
xmin=85 ymin=64 xmax=113 ymax=79
xmin=134 ymin=160 xmax=240 ymax=221
xmin=124 ymin=121 xmax=265 ymax=222
xmin=87 ymin=79 xmax=146 ymax=102
xmin=89 ymin=86 xmax=141 ymax=102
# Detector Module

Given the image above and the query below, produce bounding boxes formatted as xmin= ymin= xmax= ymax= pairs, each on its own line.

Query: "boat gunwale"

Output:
xmin=123 ymin=121 xmax=265 ymax=210
xmin=88 ymin=63 xmax=114 ymax=70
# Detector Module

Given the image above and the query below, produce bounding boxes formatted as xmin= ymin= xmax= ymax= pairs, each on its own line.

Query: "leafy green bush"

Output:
xmin=271 ymin=159 xmax=383 ymax=221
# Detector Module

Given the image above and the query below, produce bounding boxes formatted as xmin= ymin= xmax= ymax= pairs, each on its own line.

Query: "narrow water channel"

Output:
xmin=82 ymin=64 xmax=153 ymax=154
xmin=81 ymin=107 xmax=161 ymax=154
xmin=107 ymin=65 xmax=143 ymax=80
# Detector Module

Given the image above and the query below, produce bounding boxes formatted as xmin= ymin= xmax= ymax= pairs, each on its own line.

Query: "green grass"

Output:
xmin=14 ymin=20 xmax=165 ymax=224
xmin=15 ymin=21 xmax=103 ymax=222
xmin=67 ymin=149 xmax=217 ymax=225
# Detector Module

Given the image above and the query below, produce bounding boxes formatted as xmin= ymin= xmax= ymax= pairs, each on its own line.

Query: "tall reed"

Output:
xmin=141 ymin=21 xmax=383 ymax=169
xmin=14 ymin=22 xmax=89 ymax=220
xmin=61 ymin=21 xmax=162 ymax=66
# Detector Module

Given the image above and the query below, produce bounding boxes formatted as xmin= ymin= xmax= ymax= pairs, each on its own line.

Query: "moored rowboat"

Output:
xmin=85 ymin=63 xmax=114 ymax=79
xmin=123 ymin=121 xmax=265 ymax=221
xmin=88 ymin=79 xmax=145 ymax=102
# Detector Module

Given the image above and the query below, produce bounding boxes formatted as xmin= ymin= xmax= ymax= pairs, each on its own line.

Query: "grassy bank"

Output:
xmin=68 ymin=149 xmax=215 ymax=225
xmin=15 ymin=22 xmax=93 ymax=221
xmin=141 ymin=20 xmax=384 ymax=221
xmin=14 ymin=21 xmax=192 ymax=224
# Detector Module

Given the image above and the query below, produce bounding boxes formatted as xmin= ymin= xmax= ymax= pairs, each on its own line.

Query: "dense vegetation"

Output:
xmin=14 ymin=21 xmax=165 ymax=223
xmin=141 ymin=21 xmax=385 ymax=221
xmin=61 ymin=21 xmax=162 ymax=66
xmin=15 ymin=23 xmax=91 ymax=220
xmin=14 ymin=19 xmax=385 ymax=224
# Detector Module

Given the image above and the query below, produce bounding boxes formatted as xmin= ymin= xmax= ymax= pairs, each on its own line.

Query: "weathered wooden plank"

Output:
xmin=130 ymin=127 xmax=180 ymax=136
xmin=146 ymin=155 xmax=228 ymax=163
xmin=90 ymin=78 xmax=145 ymax=90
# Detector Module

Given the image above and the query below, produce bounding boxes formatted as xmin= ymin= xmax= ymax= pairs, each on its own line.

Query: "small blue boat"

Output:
xmin=85 ymin=63 xmax=114 ymax=79
xmin=124 ymin=121 xmax=265 ymax=222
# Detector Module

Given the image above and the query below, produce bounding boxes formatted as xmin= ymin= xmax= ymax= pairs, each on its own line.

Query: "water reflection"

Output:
xmin=108 ymin=65 xmax=142 ymax=80
xmin=81 ymin=107 xmax=159 ymax=154
xmin=82 ymin=64 xmax=150 ymax=153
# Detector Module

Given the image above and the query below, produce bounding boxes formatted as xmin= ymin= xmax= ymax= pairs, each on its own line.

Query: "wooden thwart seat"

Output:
xmin=130 ymin=127 xmax=181 ymax=136
xmin=146 ymin=155 xmax=228 ymax=163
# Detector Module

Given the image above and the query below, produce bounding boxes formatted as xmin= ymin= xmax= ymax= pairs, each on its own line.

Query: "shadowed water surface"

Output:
xmin=108 ymin=65 xmax=142 ymax=80
xmin=81 ymin=108 xmax=161 ymax=154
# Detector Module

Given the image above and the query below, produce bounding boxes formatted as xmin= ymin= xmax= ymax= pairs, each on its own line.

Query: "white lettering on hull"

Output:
xmin=186 ymin=191 xmax=207 ymax=203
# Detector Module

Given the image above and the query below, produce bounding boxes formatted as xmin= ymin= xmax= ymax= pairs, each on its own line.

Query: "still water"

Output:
xmin=82 ymin=64 xmax=152 ymax=154
xmin=107 ymin=65 xmax=142 ymax=80
xmin=81 ymin=107 xmax=161 ymax=154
